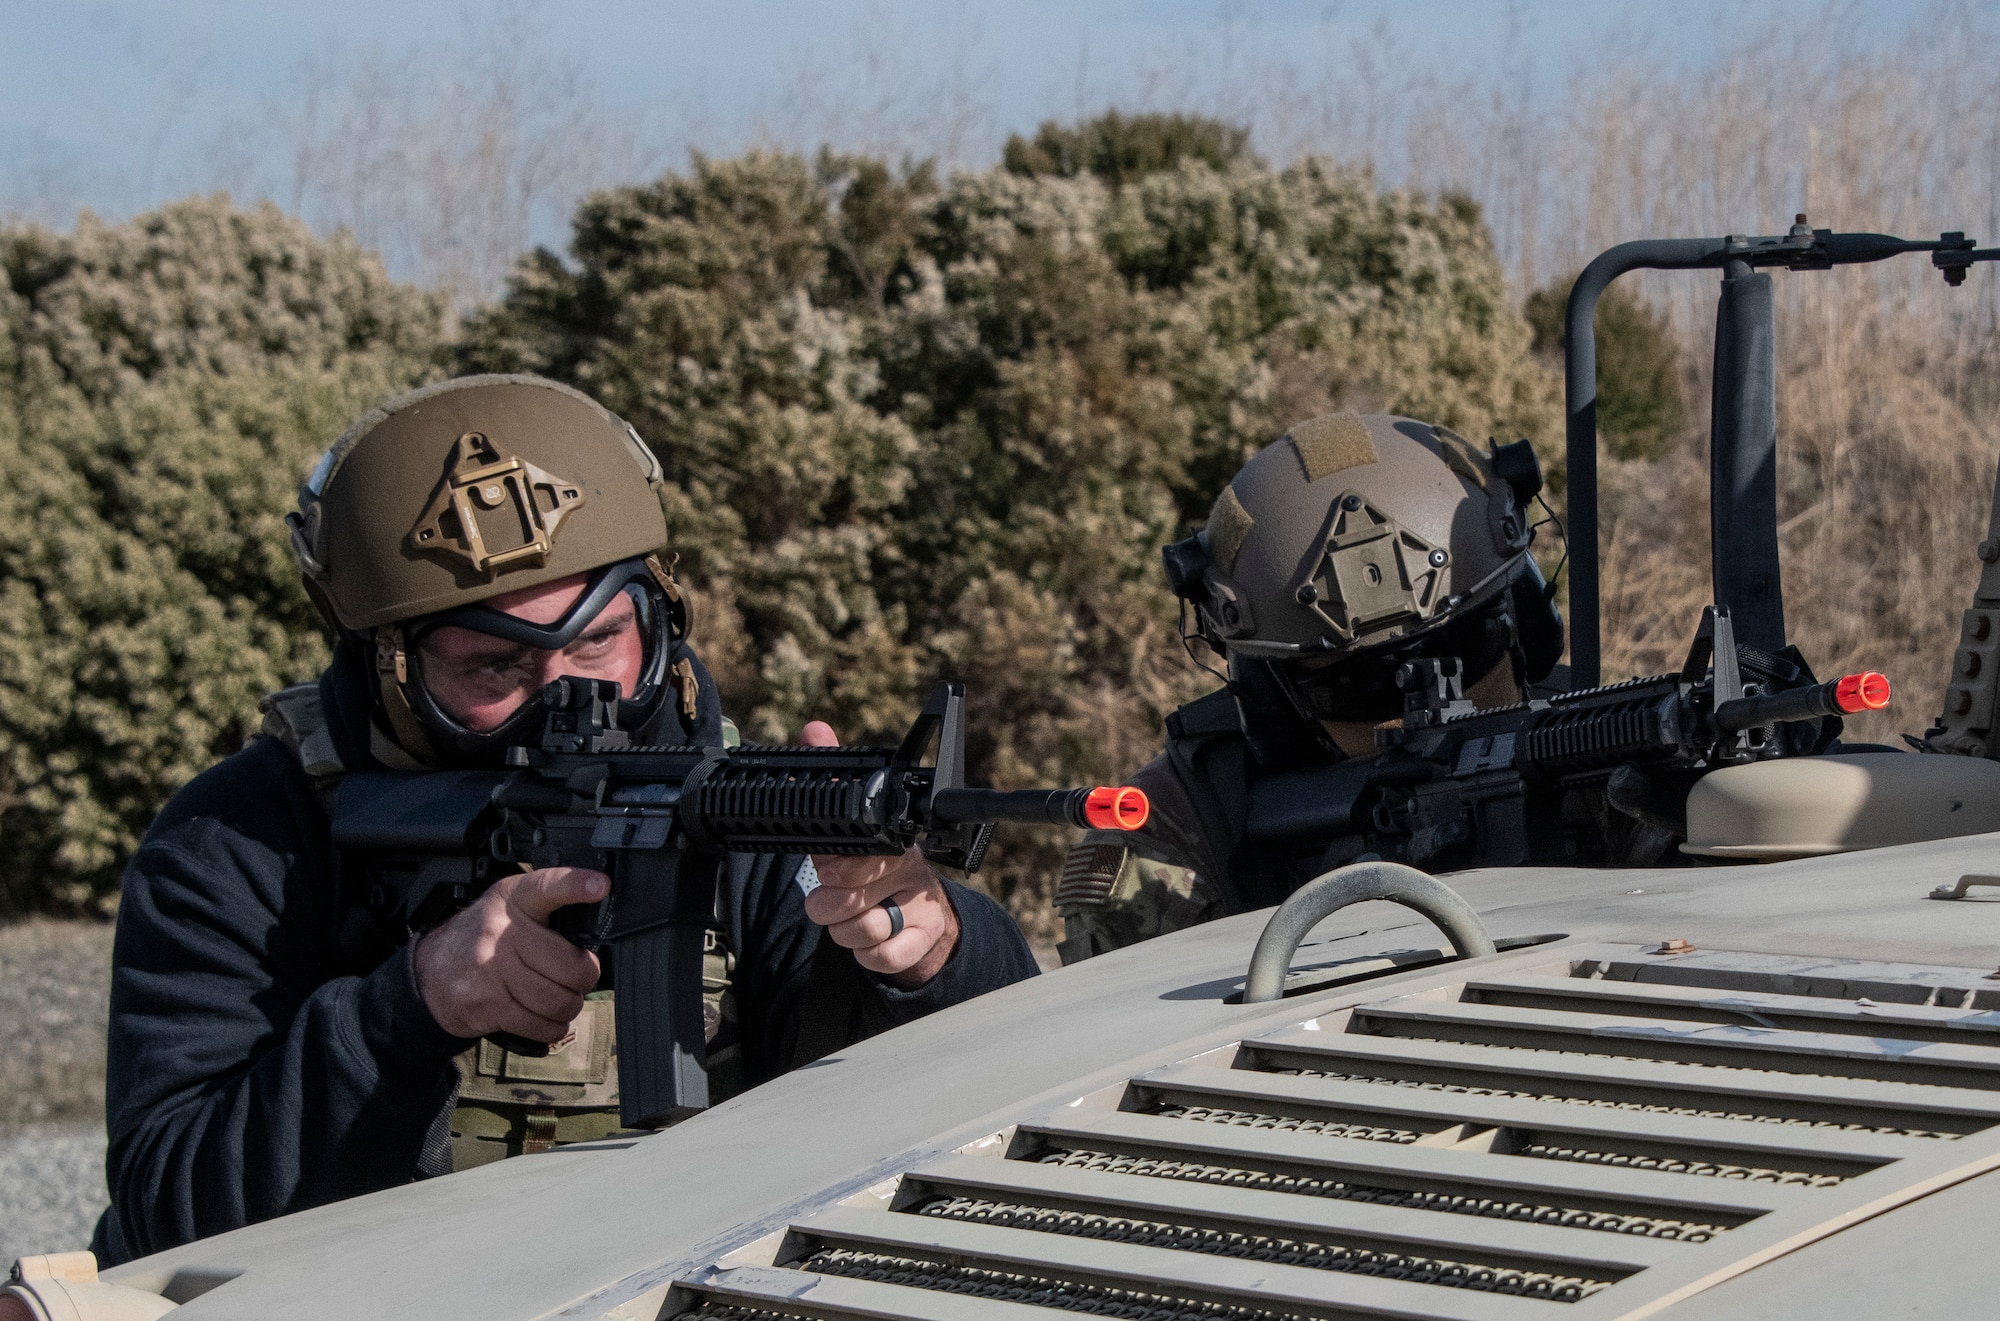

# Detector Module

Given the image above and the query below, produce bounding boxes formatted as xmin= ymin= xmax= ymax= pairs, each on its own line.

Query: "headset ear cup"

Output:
xmin=1511 ymin=558 xmax=1566 ymax=684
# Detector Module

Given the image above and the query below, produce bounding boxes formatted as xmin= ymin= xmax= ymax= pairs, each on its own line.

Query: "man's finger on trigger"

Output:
xmin=494 ymin=985 xmax=576 ymax=1041
xmin=506 ymin=966 xmax=588 ymax=1025
xmin=511 ymin=920 xmax=603 ymax=985
xmin=512 ymin=867 xmax=611 ymax=923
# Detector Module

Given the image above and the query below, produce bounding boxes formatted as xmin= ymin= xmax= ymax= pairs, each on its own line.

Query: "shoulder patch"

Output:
xmin=1056 ymin=842 xmax=1125 ymax=912
xmin=1288 ymin=412 xmax=1377 ymax=483
xmin=1206 ymin=484 xmax=1255 ymax=574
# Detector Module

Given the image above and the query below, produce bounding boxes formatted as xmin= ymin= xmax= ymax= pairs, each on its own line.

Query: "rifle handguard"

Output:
xmin=930 ymin=785 xmax=1149 ymax=831
xmin=1714 ymin=671 xmax=1890 ymax=733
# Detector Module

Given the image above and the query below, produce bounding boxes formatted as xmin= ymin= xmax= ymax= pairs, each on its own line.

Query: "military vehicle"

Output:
xmin=12 ymin=222 xmax=2000 ymax=1321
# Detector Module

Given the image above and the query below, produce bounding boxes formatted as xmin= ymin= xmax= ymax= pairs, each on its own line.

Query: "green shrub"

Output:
xmin=0 ymin=198 xmax=447 ymax=915
xmin=463 ymin=131 xmax=1556 ymax=931
xmin=1524 ymin=275 xmax=1685 ymax=461
xmin=1002 ymin=112 xmax=1258 ymax=186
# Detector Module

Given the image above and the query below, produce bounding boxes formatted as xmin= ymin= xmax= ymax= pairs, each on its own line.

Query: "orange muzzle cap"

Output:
xmin=1834 ymin=671 xmax=1891 ymax=714
xmin=1084 ymin=786 xmax=1151 ymax=831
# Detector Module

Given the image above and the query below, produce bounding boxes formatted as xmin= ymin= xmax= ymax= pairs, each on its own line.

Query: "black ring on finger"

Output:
xmin=879 ymin=898 xmax=905 ymax=939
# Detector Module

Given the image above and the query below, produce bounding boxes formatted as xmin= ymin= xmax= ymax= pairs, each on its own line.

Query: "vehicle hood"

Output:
xmin=104 ymin=830 xmax=2000 ymax=1320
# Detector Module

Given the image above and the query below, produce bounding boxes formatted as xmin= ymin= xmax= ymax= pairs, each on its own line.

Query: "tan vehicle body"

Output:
xmin=33 ymin=827 xmax=2000 ymax=1321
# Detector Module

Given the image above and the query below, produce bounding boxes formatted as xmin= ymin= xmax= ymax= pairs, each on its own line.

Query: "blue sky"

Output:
xmin=0 ymin=0 xmax=1951 ymax=301
xmin=1 ymin=1 xmax=1928 ymax=219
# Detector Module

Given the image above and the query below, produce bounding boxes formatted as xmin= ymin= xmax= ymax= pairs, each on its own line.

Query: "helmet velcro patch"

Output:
xmin=1287 ymin=412 xmax=1377 ymax=482
xmin=1206 ymin=483 xmax=1256 ymax=574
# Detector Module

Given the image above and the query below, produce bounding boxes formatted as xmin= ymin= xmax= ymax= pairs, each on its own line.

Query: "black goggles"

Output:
xmin=399 ymin=557 xmax=684 ymax=758
xmin=1281 ymin=594 xmax=1516 ymax=725
xmin=409 ymin=557 xmax=683 ymax=653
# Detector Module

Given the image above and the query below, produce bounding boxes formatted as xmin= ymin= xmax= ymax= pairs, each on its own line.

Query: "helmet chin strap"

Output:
xmin=370 ymin=624 xmax=449 ymax=765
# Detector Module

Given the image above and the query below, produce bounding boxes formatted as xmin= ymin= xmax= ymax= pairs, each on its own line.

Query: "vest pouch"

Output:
xmin=456 ymin=995 xmax=618 ymax=1106
xmin=450 ymin=995 xmax=622 ymax=1170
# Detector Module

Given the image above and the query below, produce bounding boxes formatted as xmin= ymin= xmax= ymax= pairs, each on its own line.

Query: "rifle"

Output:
xmin=329 ymin=679 xmax=1149 ymax=1129
xmin=1245 ymin=605 xmax=1889 ymax=872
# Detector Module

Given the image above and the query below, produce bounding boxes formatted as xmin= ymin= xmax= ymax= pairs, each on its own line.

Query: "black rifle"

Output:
xmin=1245 ymin=605 xmax=1889 ymax=873
xmin=329 ymin=679 xmax=1147 ymax=1129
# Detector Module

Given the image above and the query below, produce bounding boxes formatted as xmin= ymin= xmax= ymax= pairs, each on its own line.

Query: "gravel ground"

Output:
xmin=0 ymin=1123 xmax=107 ymax=1261
xmin=1 ymin=919 xmax=113 ymax=1263
xmin=1 ymin=918 xmax=113 ymax=1126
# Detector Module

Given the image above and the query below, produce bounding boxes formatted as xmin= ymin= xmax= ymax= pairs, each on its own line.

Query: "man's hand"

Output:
xmin=800 ymin=719 xmax=961 ymax=987
xmin=412 ymin=867 xmax=607 ymax=1041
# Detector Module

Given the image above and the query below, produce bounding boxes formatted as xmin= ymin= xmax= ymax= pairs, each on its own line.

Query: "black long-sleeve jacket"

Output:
xmin=91 ymin=647 xmax=1038 ymax=1264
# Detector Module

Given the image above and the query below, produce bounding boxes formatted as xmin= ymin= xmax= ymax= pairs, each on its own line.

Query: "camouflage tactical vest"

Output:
xmin=1055 ymin=689 xmax=1248 ymax=964
xmin=1057 ymin=688 xmax=1378 ymax=964
xmin=257 ymin=683 xmax=746 ymax=1171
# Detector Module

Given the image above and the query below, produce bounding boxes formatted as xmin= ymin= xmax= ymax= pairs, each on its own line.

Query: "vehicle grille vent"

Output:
xmin=690 ymin=1306 xmax=789 ymax=1321
xmin=1505 ymin=1138 xmax=1840 ymax=1187
xmin=802 ymin=1246 xmax=1313 ymax=1321
xmin=914 ymin=1194 xmax=1612 ymax=1302
xmin=1033 ymin=1145 xmax=1724 ymax=1240
xmin=1263 ymin=1066 xmax=1959 ymax=1140
xmin=678 ymin=947 xmax=2000 ymax=1321
xmin=1151 ymin=1101 xmax=1424 ymax=1146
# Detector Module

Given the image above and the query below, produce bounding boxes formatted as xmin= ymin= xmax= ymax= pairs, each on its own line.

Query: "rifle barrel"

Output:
xmin=1714 ymin=672 xmax=1890 ymax=734
xmin=931 ymin=786 xmax=1149 ymax=830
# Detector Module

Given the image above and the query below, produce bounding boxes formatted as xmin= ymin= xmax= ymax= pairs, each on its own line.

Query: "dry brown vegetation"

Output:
xmin=1523 ymin=11 xmax=2000 ymax=747
xmin=1102 ymin=4 xmax=2000 ymax=747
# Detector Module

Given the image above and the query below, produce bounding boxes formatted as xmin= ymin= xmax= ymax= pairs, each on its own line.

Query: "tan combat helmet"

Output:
xmin=1163 ymin=412 xmax=1561 ymax=731
xmin=288 ymin=374 xmax=697 ymax=764
xmin=290 ymin=374 xmax=670 ymax=629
